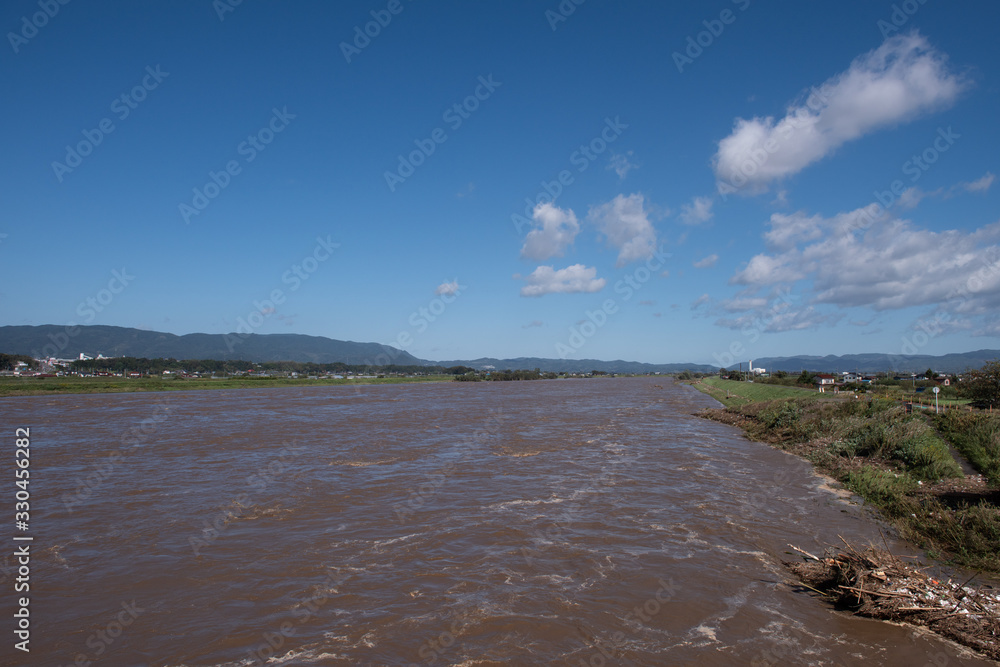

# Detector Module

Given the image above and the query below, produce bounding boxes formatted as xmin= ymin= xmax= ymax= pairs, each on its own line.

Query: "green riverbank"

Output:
xmin=687 ymin=379 xmax=1000 ymax=573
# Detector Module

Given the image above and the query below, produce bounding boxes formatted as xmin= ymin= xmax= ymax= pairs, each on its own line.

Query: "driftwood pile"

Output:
xmin=785 ymin=539 xmax=1000 ymax=660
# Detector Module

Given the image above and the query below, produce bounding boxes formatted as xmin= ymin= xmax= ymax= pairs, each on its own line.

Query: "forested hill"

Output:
xmin=4 ymin=324 xmax=994 ymax=374
xmin=432 ymin=356 xmax=717 ymax=374
xmin=0 ymin=325 xmax=422 ymax=366
xmin=752 ymin=351 xmax=1000 ymax=374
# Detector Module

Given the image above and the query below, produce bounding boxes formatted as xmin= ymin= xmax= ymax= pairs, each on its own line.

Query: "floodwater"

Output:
xmin=0 ymin=377 xmax=994 ymax=666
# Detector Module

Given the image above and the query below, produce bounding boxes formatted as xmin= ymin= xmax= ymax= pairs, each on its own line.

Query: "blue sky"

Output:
xmin=3 ymin=0 xmax=999 ymax=365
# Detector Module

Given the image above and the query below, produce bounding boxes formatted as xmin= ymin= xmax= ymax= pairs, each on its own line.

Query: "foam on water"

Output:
xmin=3 ymin=378 xmax=996 ymax=665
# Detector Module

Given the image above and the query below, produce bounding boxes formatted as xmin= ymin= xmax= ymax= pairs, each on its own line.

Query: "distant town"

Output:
xmin=0 ymin=351 xmax=981 ymax=390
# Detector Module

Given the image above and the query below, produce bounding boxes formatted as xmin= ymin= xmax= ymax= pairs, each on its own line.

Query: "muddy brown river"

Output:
xmin=0 ymin=377 xmax=994 ymax=665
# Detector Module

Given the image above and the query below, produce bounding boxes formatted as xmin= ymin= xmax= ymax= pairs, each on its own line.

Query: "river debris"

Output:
xmin=784 ymin=538 xmax=1000 ymax=660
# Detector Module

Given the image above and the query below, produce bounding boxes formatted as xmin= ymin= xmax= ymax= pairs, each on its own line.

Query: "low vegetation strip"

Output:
xmin=690 ymin=389 xmax=1000 ymax=573
xmin=936 ymin=412 xmax=1000 ymax=486
xmin=695 ymin=377 xmax=828 ymax=406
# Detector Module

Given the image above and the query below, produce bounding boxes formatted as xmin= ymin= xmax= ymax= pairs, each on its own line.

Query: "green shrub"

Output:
xmin=935 ymin=412 xmax=1000 ymax=485
xmin=760 ymin=401 xmax=801 ymax=429
xmin=844 ymin=467 xmax=917 ymax=516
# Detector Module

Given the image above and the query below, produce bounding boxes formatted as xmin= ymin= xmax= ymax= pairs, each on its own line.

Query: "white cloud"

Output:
xmin=762 ymin=211 xmax=825 ymax=251
xmin=897 ymin=186 xmax=938 ymax=209
xmin=715 ymin=306 xmax=842 ymax=333
xmin=721 ymin=296 xmax=769 ymax=312
xmin=691 ymin=293 xmax=711 ymax=309
xmin=435 ymin=281 xmax=462 ymax=296
xmin=588 ymin=193 xmax=658 ymax=266
xmin=885 ymin=174 xmax=992 ymax=210
xmin=724 ymin=205 xmax=1000 ymax=334
xmin=693 ymin=254 xmax=718 ymax=269
xmin=520 ymin=202 xmax=580 ymax=261
xmin=730 ymin=252 xmax=806 ymax=285
xmin=679 ymin=196 xmax=714 ymax=225
xmin=522 ymin=320 xmax=544 ymax=328
xmin=518 ymin=264 xmax=606 ymax=297
xmin=965 ymin=171 xmax=995 ymax=193
xmin=607 ymin=151 xmax=637 ymax=180
xmin=713 ymin=32 xmax=966 ymax=194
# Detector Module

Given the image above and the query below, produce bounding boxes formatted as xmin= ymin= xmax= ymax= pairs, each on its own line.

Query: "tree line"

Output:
xmin=65 ymin=356 xmax=454 ymax=376
xmin=453 ymin=369 xmax=559 ymax=382
xmin=0 ymin=353 xmax=37 ymax=371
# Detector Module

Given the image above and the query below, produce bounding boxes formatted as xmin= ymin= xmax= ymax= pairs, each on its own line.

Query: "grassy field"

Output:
xmin=693 ymin=377 xmax=827 ymax=406
xmin=936 ymin=411 xmax=1000 ymax=486
xmin=0 ymin=374 xmax=454 ymax=397
xmin=696 ymin=392 xmax=1000 ymax=572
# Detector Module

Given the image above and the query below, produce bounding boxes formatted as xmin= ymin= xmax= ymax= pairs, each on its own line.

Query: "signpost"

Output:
xmin=933 ymin=385 xmax=940 ymax=413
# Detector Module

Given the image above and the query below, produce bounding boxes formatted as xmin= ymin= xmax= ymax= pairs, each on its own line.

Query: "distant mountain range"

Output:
xmin=1 ymin=325 xmax=996 ymax=374
xmin=432 ymin=357 xmax=717 ymax=374
xmin=750 ymin=351 xmax=1000 ymax=375
xmin=0 ymin=325 xmax=423 ymax=366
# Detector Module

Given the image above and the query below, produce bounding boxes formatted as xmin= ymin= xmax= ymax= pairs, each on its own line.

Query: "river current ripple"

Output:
xmin=0 ymin=377 xmax=993 ymax=665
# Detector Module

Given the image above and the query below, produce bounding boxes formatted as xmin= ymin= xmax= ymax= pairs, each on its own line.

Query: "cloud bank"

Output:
xmin=588 ymin=193 xmax=658 ymax=266
xmin=520 ymin=202 xmax=580 ymax=261
xmin=713 ymin=32 xmax=966 ymax=194
xmin=518 ymin=264 xmax=606 ymax=297
xmin=723 ymin=206 xmax=1000 ymax=334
